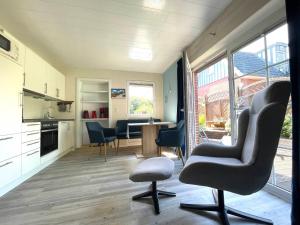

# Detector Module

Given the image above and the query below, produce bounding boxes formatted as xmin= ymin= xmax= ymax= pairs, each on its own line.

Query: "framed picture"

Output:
xmin=111 ymin=88 xmax=126 ymax=98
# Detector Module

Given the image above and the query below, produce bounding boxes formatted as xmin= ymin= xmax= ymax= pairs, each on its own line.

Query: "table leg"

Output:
xmin=142 ymin=125 xmax=159 ymax=156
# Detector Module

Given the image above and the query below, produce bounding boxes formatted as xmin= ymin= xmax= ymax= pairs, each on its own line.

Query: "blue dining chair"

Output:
xmin=86 ymin=122 xmax=117 ymax=161
xmin=155 ymin=120 xmax=185 ymax=165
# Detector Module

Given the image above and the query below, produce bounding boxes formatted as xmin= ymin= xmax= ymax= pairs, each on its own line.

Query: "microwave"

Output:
xmin=0 ymin=31 xmax=19 ymax=62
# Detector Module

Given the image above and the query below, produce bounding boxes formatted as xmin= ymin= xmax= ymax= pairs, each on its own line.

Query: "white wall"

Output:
xmin=61 ymin=68 xmax=163 ymax=125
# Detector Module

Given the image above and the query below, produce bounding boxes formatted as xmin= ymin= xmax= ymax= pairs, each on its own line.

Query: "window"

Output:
xmin=232 ymin=23 xmax=291 ymax=192
xmin=128 ymin=82 xmax=155 ymax=116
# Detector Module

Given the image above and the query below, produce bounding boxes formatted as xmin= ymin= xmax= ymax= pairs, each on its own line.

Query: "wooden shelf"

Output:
xmin=81 ymin=100 xmax=109 ymax=103
xmin=81 ymin=118 xmax=109 ymax=121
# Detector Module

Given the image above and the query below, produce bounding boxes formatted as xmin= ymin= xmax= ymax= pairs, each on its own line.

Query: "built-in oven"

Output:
xmin=40 ymin=121 xmax=58 ymax=156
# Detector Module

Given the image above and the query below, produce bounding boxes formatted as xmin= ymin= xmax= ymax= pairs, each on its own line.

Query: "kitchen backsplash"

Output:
xmin=23 ymin=96 xmax=50 ymax=119
xmin=23 ymin=96 xmax=74 ymax=119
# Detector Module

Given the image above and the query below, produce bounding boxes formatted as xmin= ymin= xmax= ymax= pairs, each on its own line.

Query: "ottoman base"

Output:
xmin=132 ymin=181 xmax=176 ymax=214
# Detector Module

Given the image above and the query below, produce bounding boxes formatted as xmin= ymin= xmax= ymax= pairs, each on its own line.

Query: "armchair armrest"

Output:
xmin=191 ymin=142 xmax=241 ymax=159
xmin=103 ymin=128 xmax=116 ymax=137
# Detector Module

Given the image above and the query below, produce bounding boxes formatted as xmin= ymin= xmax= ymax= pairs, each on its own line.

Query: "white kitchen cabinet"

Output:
xmin=22 ymin=149 xmax=40 ymax=175
xmin=67 ymin=121 xmax=75 ymax=150
xmin=45 ymin=63 xmax=57 ymax=98
xmin=56 ymin=72 xmax=65 ymax=100
xmin=21 ymin=122 xmax=41 ymax=175
xmin=59 ymin=121 xmax=74 ymax=153
xmin=21 ymin=130 xmax=40 ymax=143
xmin=0 ymin=134 xmax=21 ymax=163
xmin=0 ymin=54 xmax=23 ymax=135
xmin=0 ymin=156 xmax=21 ymax=188
xmin=22 ymin=140 xmax=40 ymax=154
xmin=24 ymin=48 xmax=66 ymax=100
xmin=45 ymin=63 xmax=66 ymax=100
xmin=22 ymin=122 xmax=41 ymax=133
xmin=24 ymin=48 xmax=46 ymax=94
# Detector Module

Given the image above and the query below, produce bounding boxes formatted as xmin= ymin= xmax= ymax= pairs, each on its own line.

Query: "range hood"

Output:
xmin=23 ymin=88 xmax=60 ymax=101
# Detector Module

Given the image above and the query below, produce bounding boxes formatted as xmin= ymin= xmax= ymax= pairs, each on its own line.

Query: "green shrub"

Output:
xmin=281 ymin=114 xmax=292 ymax=139
xmin=199 ymin=114 xmax=206 ymax=127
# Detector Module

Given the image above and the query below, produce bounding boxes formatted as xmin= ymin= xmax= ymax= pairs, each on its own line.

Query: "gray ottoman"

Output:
xmin=129 ymin=157 xmax=176 ymax=214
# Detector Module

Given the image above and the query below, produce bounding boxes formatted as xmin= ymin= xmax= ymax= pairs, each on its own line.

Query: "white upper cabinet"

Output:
xmin=24 ymin=47 xmax=66 ymax=100
xmin=24 ymin=48 xmax=46 ymax=94
xmin=45 ymin=63 xmax=65 ymax=100
xmin=45 ymin=63 xmax=57 ymax=98
xmin=56 ymin=72 xmax=65 ymax=100
xmin=0 ymin=54 xmax=23 ymax=135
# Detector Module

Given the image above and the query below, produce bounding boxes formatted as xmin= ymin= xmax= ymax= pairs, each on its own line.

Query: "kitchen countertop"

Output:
xmin=23 ymin=118 xmax=75 ymax=122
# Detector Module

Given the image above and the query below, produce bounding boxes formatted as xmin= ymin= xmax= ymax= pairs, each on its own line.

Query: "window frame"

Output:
xmin=127 ymin=80 xmax=156 ymax=118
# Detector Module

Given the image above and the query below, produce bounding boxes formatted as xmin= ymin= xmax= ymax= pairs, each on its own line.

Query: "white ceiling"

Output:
xmin=0 ymin=0 xmax=232 ymax=74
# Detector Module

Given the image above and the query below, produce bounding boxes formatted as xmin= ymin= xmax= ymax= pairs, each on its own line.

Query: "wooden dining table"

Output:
xmin=127 ymin=121 xmax=174 ymax=156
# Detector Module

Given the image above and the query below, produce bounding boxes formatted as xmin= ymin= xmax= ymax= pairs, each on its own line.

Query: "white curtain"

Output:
xmin=183 ymin=51 xmax=196 ymax=157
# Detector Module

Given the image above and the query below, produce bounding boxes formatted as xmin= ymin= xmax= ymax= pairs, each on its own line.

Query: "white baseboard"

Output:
xmin=263 ymin=183 xmax=291 ymax=203
xmin=0 ymin=148 xmax=74 ymax=197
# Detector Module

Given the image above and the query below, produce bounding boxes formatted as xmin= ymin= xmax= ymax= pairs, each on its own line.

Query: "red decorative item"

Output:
xmin=104 ymin=107 xmax=109 ymax=118
xmin=99 ymin=108 xmax=104 ymax=118
xmin=91 ymin=111 xmax=97 ymax=118
xmin=83 ymin=110 xmax=89 ymax=118
xmin=99 ymin=107 xmax=109 ymax=118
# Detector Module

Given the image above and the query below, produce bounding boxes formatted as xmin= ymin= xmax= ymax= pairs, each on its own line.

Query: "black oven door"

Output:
xmin=40 ymin=129 xmax=58 ymax=156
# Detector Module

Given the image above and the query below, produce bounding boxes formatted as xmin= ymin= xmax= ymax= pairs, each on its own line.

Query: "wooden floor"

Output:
xmin=0 ymin=147 xmax=291 ymax=225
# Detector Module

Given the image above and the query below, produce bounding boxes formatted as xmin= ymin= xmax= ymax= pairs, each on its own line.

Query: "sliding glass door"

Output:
xmin=232 ymin=23 xmax=292 ymax=193
xmin=194 ymin=23 xmax=291 ymax=198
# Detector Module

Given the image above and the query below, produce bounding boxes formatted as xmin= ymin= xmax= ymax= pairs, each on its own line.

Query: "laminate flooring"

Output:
xmin=0 ymin=147 xmax=291 ymax=225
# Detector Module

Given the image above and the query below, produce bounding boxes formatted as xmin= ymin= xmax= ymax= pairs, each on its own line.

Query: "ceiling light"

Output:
xmin=143 ymin=0 xmax=165 ymax=10
xmin=129 ymin=48 xmax=153 ymax=61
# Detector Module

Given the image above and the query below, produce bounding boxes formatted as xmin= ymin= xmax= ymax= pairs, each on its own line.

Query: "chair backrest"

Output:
xmin=86 ymin=122 xmax=105 ymax=143
xmin=240 ymin=81 xmax=290 ymax=187
xmin=177 ymin=120 xmax=185 ymax=145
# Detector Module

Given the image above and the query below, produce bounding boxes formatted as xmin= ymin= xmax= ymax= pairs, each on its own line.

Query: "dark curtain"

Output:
xmin=177 ymin=57 xmax=185 ymax=154
xmin=285 ymin=1 xmax=300 ymax=225
xmin=177 ymin=58 xmax=184 ymax=122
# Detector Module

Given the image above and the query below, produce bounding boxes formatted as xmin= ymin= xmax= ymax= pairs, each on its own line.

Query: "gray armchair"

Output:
xmin=179 ymin=81 xmax=291 ymax=225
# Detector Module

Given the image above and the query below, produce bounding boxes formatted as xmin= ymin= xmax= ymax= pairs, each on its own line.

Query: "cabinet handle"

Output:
xmin=0 ymin=161 xmax=13 ymax=168
xmin=27 ymin=150 xmax=39 ymax=156
xmin=44 ymin=83 xmax=47 ymax=94
xmin=27 ymin=141 xmax=40 ymax=146
xmin=27 ymin=132 xmax=39 ymax=136
xmin=0 ymin=137 xmax=13 ymax=141
xmin=27 ymin=123 xmax=40 ymax=126
xmin=23 ymin=73 xmax=26 ymax=87
xmin=19 ymin=92 xmax=23 ymax=107
xmin=57 ymin=89 xmax=60 ymax=98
